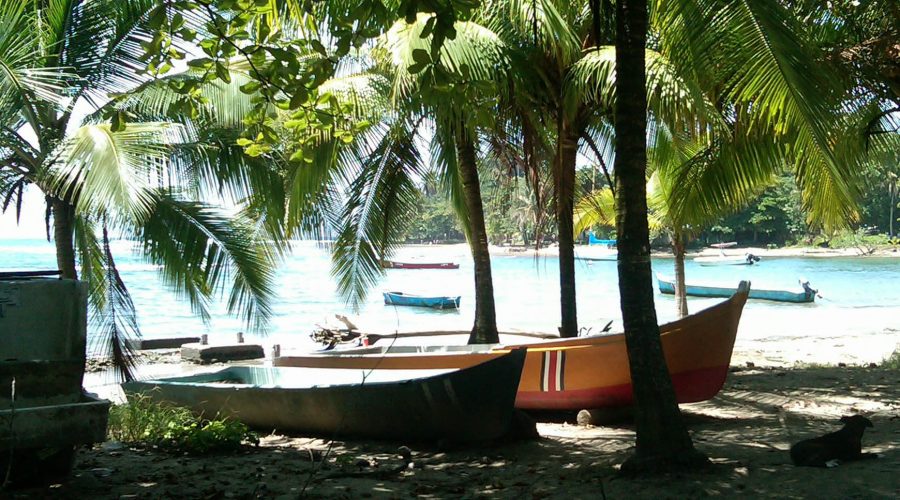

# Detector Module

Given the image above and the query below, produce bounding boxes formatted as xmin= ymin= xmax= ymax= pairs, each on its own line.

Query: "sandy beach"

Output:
xmin=14 ymin=360 xmax=900 ymax=499
xmin=10 ymin=242 xmax=899 ymax=498
xmin=489 ymin=242 xmax=900 ymax=259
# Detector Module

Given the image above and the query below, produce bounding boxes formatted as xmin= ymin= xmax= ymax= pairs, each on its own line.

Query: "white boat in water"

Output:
xmin=694 ymin=253 xmax=760 ymax=266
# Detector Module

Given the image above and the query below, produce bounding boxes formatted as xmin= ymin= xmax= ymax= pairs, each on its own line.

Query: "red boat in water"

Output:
xmin=382 ymin=261 xmax=459 ymax=270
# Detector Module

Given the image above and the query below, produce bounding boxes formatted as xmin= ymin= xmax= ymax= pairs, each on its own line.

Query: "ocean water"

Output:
xmin=2 ymin=239 xmax=898 ymax=360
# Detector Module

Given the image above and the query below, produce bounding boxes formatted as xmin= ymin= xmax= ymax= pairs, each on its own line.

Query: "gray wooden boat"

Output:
xmin=122 ymin=349 xmax=525 ymax=442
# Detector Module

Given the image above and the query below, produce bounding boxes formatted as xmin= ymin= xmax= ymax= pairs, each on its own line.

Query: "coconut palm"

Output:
xmin=296 ymin=15 xmax=510 ymax=344
xmin=0 ymin=0 xmax=280 ymax=380
xmin=576 ymin=128 xmax=779 ymax=318
xmin=478 ymin=0 xmax=872 ymax=338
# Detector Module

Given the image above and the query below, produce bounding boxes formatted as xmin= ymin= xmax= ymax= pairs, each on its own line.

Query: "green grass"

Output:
xmin=882 ymin=349 xmax=900 ymax=370
xmin=107 ymin=394 xmax=258 ymax=454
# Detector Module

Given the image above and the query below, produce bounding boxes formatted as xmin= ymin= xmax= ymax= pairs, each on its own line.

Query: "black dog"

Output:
xmin=790 ymin=415 xmax=878 ymax=467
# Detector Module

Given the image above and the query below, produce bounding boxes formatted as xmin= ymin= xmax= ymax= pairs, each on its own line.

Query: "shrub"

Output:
xmin=108 ymin=394 xmax=258 ymax=454
xmin=882 ymin=349 xmax=900 ymax=370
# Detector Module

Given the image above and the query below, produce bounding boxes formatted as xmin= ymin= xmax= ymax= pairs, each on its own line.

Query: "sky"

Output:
xmin=0 ymin=186 xmax=47 ymax=240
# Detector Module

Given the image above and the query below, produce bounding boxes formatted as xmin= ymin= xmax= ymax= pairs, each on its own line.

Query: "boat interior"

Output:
xmin=133 ymin=366 xmax=458 ymax=389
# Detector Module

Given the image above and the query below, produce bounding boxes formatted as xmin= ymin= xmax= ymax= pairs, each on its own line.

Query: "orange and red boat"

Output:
xmin=275 ymin=282 xmax=749 ymax=410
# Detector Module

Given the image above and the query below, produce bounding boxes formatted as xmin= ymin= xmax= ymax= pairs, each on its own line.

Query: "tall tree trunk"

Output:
xmin=52 ymin=197 xmax=78 ymax=280
xmin=889 ymin=180 xmax=895 ymax=238
xmin=555 ymin=119 xmax=579 ymax=338
xmin=672 ymin=232 xmax=688 ymax=319
xmin=614 ymin=0 xmax=706 ymax=473
xmin=456 ymin=130 xmax=499 ymax=345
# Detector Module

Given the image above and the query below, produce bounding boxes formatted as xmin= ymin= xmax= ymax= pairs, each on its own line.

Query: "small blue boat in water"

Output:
xmin=657 ymin=275 xmax=817 ymax=303
xmin=383 ymin=291 xmax=461 ymax=309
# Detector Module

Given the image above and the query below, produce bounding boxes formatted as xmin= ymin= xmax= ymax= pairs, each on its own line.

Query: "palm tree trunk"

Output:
xmin=889 ymin=180 xmax=895 ymax=238
xmin=672 ymin=233 xmax=688 ymax=318
xmin=555 ymin=120 xmax=579 ymax=338
xmin=456 ymin=130 xmax=499 ymax=344
xmin=52 ymin=197 xmax=78 ymax=279
xmin=614 ymin=0 xmax=705 ymax=473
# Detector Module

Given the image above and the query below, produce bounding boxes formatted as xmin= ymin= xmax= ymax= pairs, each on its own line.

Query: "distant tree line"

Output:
xmin=406 ymin=167 xmax=899 ymax=248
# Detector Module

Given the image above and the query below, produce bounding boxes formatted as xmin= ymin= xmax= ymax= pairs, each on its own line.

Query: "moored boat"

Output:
xmin=657 ymin=275 xmax=816 ymax=303
xmin=575 ymin=253 xmax=617 ymax=262
xmin=277 ymin=283 xmax=750 ymax=410
xmin=383 ymin=291 xmax=461 ymax=309
xmin=382 ymin=261 xmax=459 ymax=270
xmin=122 ymin=350 xmax=526 ymax=442
xmin=694 ymin=253 xmax=760 ymax=266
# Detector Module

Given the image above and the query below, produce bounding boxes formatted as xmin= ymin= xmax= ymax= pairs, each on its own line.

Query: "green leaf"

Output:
xmin=411 ymin=48 xmax=431 ymax=65
xmin=407 ymin=62 xmax=427 ymax=74
xmin=187 ymin=58 xmax=214 ymax=69
xmin=215 ymin=62 xmax=231 ymax=84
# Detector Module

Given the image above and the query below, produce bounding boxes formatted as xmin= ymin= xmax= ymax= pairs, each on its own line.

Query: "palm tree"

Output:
xmin=608 ymin=0 xmax=874 ymax=470
xmin=478 ymin=0 xmax=878 ymax=338
xmin=308 ymin=15 xmax=510 ymax=344
xmin=576 ymin=128 xmax=782 ymax=318
xmin=0 ymin=0 xmax=280 ymax=380
xmin=613 ymin=0 xmax=707 ymax=472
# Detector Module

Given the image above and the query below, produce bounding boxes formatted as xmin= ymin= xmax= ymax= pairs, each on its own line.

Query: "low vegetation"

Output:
xmin=882 ymin=349 xmax=900 ymax=370
xmin=107 ymin=395 xmax=258 ymax=454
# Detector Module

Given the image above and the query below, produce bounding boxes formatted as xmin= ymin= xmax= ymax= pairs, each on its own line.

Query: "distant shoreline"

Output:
xmin=475 ymin=243 xmax=900 ymax=259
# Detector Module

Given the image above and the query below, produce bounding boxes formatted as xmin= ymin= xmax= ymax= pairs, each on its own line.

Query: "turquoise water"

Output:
xmin=2 ymin=239 xmax=898 ymax=359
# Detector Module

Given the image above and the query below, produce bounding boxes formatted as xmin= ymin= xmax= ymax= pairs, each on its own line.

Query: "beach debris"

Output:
xmin=316 ymin=446 xmax=414 ymax=482
xmin=310 ymin=316 xmax=365 ymax=347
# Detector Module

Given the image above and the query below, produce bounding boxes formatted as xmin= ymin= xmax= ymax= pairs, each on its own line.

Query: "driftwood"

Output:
xmin=310 ymin=315 xmax=365 ymax=347
xmin=311 ymin=323 xmax=562 ymax=348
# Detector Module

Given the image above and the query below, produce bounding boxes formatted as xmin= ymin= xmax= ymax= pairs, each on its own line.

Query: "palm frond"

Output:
xmin=485 ymin=0 xmax=581 ymax=66
xmin=375 ymin=14 xmax=508 ymax=101
xmin=659 ymin=124 xmax=781 ymax=228
xmin=87 ymin=222 xmax=140 ymax=383
xmin=57 ymin=0 xmax=161 ymax=102
xmin=134 ymin=191 xmax=278 ymax=333
xmin=567 ymin=46 xmax=721 ymax=131
xmin=331 ymin=120 xmax=423 ymax=310
xmin=44 ymin=122 xmax=190 ymax=219
xmin=574 ymin=187 xmax=615 ymax=234
xmin=660 ymin=0 xmax=861 ymax=230
xmin=0 ymin=1 xmax=73 ymax=116
xmin=431 ymin=122 xmax=471 ymax=241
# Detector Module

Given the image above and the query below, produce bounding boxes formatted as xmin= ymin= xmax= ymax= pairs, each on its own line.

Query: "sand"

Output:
xmin=11 ymin=360 xmax=899 ymax=499
xmin=484 ymin=242 xmax=900 ymax=258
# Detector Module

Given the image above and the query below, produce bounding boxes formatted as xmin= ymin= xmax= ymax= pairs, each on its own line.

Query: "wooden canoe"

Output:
xmin=277 ymin=282 xmax=750 ymax=410
xmin=382 ymin=261 xmax=460 ymax=270
xmin=383 ymin=291 xmax=461 ymax=309
xmin=657 ymin=275 xmax=816 ymax=303
xmin=122 ymin=350 xmax=525 ymax=442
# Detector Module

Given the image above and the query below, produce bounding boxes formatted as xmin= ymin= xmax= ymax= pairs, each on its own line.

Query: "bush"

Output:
xmin=882 ymin=349 xmax=900 ymax=370
xmin=826 ymin=228 xmax=891 ymax=253
xmin=108 ymin=394 xmax=258 ymax=454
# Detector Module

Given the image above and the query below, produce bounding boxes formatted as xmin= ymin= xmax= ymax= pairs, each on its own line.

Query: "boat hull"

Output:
xmin=694 ymin=258 xmax=753 ymax=266
xmin=383 ymin=292 xmax=461 ymax=309
xmin=657 ymin=276 xmax=814 ymax=303
xmin=575 ymin=255 xmax=617 ymax=262
xmin=382 ymin=261 xmax=459 ymax=270
xmin=278 ymin=284 xmax=750 ymax=410
xmin=123 ymin=350 xmax=525 ymax=442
